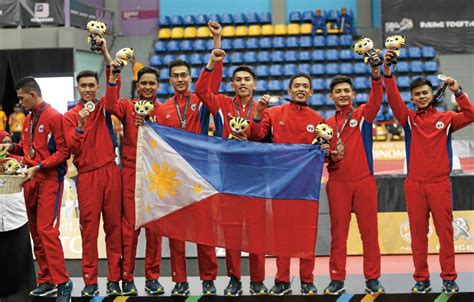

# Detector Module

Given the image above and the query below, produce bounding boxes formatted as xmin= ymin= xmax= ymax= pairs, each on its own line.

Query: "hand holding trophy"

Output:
xmin=86 ymin=20 xmax=107 ymax=52
xmin=353 ymin=37 xmax=383 ymax=67
xmin=384 ymin=35 xmax=406 ymax=66
xmin=113 ymin=48 xmax=134 ymax=74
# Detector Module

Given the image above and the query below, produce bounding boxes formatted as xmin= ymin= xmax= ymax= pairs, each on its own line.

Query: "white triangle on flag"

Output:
xmin=135 ymin=124 xmax=218 ymax=229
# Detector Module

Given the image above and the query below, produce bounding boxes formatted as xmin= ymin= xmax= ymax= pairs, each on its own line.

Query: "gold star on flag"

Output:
xmin=149 ymin=140 xmax=158 ymax=149
xmin=145 ymin=204 xmax=152 ymax=215
xmin=193 ymin=185 xmax=203 ymax=194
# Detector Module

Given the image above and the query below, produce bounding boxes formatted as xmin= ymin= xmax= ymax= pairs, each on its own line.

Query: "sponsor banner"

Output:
xmin=70 ymin=0 xmax=114 ymax=32
xmin=373 ymin=141 xmax=406 ymax=160
xmin=347 ymin=211 xmax=473 ymax=255
xmin=20 ymin=0 xmax=64 ymax=26
xmin=382 ymin=0 xmax=474 ymax=54
xmin=0 ymin=0 xmax=20 ymax=27
xmin=122 ymin=9 xmax=159 ymax=20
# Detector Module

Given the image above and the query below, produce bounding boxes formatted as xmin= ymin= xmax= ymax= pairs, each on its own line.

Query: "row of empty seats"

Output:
xmin=289 ymin=10 xmax=353 ymax=23
xmin=159 ymin=12 xmax=272 ymax=28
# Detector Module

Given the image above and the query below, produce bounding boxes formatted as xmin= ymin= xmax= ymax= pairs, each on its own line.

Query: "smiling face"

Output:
xmin=169 ymin=65 xmax=191 ymax=94
xmin=411 ymin=84 xmax=433 ymax=110
xmin=288 ymin=76 xmax=312 ymax=103
xmin=137 ymin=73 xmax=159 ymax=100
xmin=330 ymin=82 xmax=355 ymax=109
xmin=77 ymin=76 xmax=99 ymax=102
xmin=231 ymin=71 xmax=256 ymax=99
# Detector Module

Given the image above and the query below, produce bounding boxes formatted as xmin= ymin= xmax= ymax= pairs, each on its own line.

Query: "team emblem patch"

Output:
xmin=38 ymin=125 xmax=44 ymax=133
xmin=191 ymin=104 xmax=197 ymax=112
xmin=306 ymin=124 xmax=315 ymax=133
xmin=436 ymin=121 xmax=445 ymax=129
xmin=349 ymin=119 xmax=358 ymax=127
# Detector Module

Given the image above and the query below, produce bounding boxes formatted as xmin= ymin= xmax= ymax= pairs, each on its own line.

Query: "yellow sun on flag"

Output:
xmin=147 ymin=162 xmax=181 ymax=199
xmin=149 ymin=140 xmax=158 ymax=149
xmin=193 ymin=185 xmax=203 ymax=194
xmin=145 ymin=204 xmax=152 ymax=215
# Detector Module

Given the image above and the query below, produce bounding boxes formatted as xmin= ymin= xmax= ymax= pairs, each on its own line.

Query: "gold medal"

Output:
xmin=335 ymin=139 xmax=345 ymax=152
xmin=28 ymin=146 xmax=35 ymax=159
xmin=85 ymin=101 xmax=96 ymax=112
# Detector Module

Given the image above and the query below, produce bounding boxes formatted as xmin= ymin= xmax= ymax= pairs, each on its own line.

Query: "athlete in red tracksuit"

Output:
xmin=0 ymin=77 xmax=73 ymax=300
xmin=323 ymin=65 xmax=384 ymax=295
xmin=383 ymin=51 xmax=474 ymax=294
xmin=104 ymin=65 xmax=163 ymax=295
xmin=249 ymin=73 xmax=324 ymax=296
xmin=63 ymin=67 xmax=122 ymax=296
xmin=194 ymin=48 xmax=267 ymax=296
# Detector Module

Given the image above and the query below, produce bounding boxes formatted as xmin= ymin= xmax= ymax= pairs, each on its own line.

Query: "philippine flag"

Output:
xmin=135 ymin=123 xmax=325 ymax=258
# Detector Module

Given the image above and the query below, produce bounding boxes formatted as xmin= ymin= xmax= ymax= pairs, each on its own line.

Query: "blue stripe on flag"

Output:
xmin=148 ymin=123 xmax=325 ymax=201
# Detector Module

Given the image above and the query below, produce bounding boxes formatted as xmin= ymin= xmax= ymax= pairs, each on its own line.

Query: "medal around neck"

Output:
xmin=85 ymin=101 xmax=96 ymax=112
xmin=335 ymin=139 xmax=345 ymax=152
xmin=28 ymin=146 xmax=35 ymax=159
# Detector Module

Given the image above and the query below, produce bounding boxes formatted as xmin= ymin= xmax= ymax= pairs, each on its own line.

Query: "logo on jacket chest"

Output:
xmin=191 ymin=103 xmax=197 ymax=112
xmin=350 ymin=119 xmax=358 ymax=127
xmin=38 ymin=125 xmax=44 ymax=133
xmin=436 ymin=121 xmax=445 ymax=129
xmin=306 ymin=124 xmax=314 ymax=133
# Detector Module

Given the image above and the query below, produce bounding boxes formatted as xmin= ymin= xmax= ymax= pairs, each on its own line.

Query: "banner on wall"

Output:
xmin=347 ymin=211 xmax=473 ymax=255
xmin=381 ymin=0 xmax=474 ymax=54
xmin=20 ymin=0 xmax=64 ymax=26
xmin=0 ymin=0 xmax=20 ymax=27
xmin=70 ymin=0 xmax=114 ymax=32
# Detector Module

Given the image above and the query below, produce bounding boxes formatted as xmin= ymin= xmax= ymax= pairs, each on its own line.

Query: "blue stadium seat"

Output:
xmin=221 ymin=39 xmax=232 ymax=50
xmin=339 ymin=49 xmax=353 ymax=60
xmin=424 ymin=61 xmax=438 ymax=72
xmin=208 ymin=14 xmax=221 ymax=23
xmin=157 ymin=83 xmax=169 ymax=95
xmin=268 ymin=80 xmax=283 ymax=91
xmin=397 ymin=76 xmax=411 ymax=88
xmin=188 ymin=82 xmax=195 ymax=92
xmin=298 ymin=51 xmax=312 ymax=61
xmin=271 ymin=50 xmax=284 ymax=62
xmin=202 ymin=52 xmax=211 ymax=64
xmin=313 ymin=36 xmax=326 ymax=47
xmin=410 ymin=60 xmax=424 ymax=73
xmin=159 ymin=16 xmax=171 ymax=27
xmin=340 ymin=63 xmax=354 ymax=74
xmin=257 ymin=51 xmax=271 ymax=63
xmin=230 ymin=52 xmax=244 ymax=64
xmin=269 ymin=64 xmax=283 ymax=76
xmin=245 ymin=12 xmax=259 ymax=24
xmin=183 ymin=15 xmax=196 ymax=26
xmin=286 ymin=36 xmax=299 ymax=48
xmin=309 ymin=94 xmax=326 ymax=106
xmin=167 ymin=40 xmax=180 ymax=52
xmin=312 ymin=50 xmax=325 ymax=61
xmin=258 ymin=12 xmax=271 ymax=24
xmin=246 ymin=37 xmax=259 ymax=49
xmin=192 ymin=39 xmax=206 ymax=51
xmin=289 ymin=12 xmax=302 ymax=23
xmin=325 ymin=63 xmax=340 ymax=75
xmin=195 ymin=14 xmax=208 ymax=26
xmin=302 ymin=11 xmax=314 ymax=22
xmin=298 ymin=63 xmax=311 ymax=74
xmin=256 ymin=65 xmax=269 ymax=77
xmin=163 ymin=54 xmax=175 ymax=65
xmin=220 ymin=13 xmax=233 ymax=25
xmin=326 ymin=35 xmax=340 ymax=47
xmin=284 ymin=64 xmax=297 ymax=76
xmin=426 ymin=75 xmax=440 ymax=88
xmin=340 ymin=34 xmax=353 ymax=46
xmin=190 ymin=53 xmax=202 ymax=65
xmin=233 ymin=38 xmax=246 ymax=49
xmin=311 ymin=78 xmax=325 ymax=90
xmin=324 ymin=109 xmax=336 ymax=119
xmin=354 ymin=62 xmax=369 ymax=74
xmin=325 ymin=49 xmax=339 ymax=61
xmin=259 ymin=37 xmax=272 ymax=48
xmin=154 ymin=41 xmax=167 ymax=53
xmin=400 ymin=91 xmax=411 ymax=103
xmin=355 ymin=92 xmax=369 ymax=103
xmin=244 ymin=51 xmax=257 ymax=63
xmin=375 ymin=110 xmax=385 ymax=121
xmin=170 ymin=15 xmax=183 ymax=26
xmin=299 ymin=36 xmax=312 ymax=48
xmin=227 ymin=65 xmax=238 ymax=78
xmin=395 ymin=61 xmax=410 ymax=73
xmin=422 ymin=46 xmax=436 ymax=58
xmin=149 ymin=55 xmax=161 ymax=67
xmin=398 ymin=48 xmax=408 ymax=59
xmin=326 ymin=9 xmax=339 ymax=21
xmin=233 ymin=13 xmax=246 ymax=25
xmin=225 ymin=82 xmax=234 ymax=93
xmin=408 ymin=47 xmax=422 ymax=58
xmin=353 ymin=77 xmax=369 ymax=89
xmin=223 ymin=53 xmax=231 ymax=64
xmin=159 ymin=69 xmax=169 ymax=80
xmin=180 ymin=40 xmax=193 ymax=51
xmin=176 ymin=54 xmax=189 ymax=62
xmin=256 ymin=80 xmax=268 ymax=92
xmin=272 ymin=37 xmax=286 ymax=48
xmin=284 ymin=50 xmax=298 ymax=62
xmin=311 ymin=64 xmax=325 ymax=75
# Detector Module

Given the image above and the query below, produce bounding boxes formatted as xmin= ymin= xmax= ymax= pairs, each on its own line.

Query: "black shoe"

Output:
xmin=411 ymin=280 xmax=431 ymax=294
xmin=30 ymin=283 xmax=57 ymax=297
xmin=365 ymin=279 xmax=385 ymax=294
xmin=56 ymin=280 xmax=73 ymax=302
xmin=442 ymin=280 xmax=459 ymax=294
xmin=122 ymin=281 xmax=138 ymax=296
xmin=269 ymin=282 xmax=292 ymax=296
xmin=249 ymin=281 xmax=268 ymax=295
xmin=81 ymin=284 xmax=99 ymax=297
xmin=106 ymin=281 xmax=121 ymax=296
xmin=145 ymin=279 xmax=165 ymax=295
xmin=223 ymin=277 xmax=243 ymax=296
xmin=202 ymin=280 xmax=217 ymax=296
xmin=301 ymin=282 xmax=317 ymax=296
xmin=324 ymin=280 xmax=346 ymax=295
xmin=172 ymin=282 xmax=190 ymax=296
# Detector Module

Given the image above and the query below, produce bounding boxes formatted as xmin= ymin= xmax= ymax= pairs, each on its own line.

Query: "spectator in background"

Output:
xmin=0 ymin=105 xmax=7 ymax=131
xmin=312 ymin=9 xmax=327 ymax=36
xmin=130 ymin=56 xmax=144 ymax=99
xmin=8 ymin=104 xmax=25 ymax=143
xmin=338 ymin=7 xmax=357 ymax=36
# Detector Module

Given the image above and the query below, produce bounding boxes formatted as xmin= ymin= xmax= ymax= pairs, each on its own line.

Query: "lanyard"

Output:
xmin=233 ymin=98 xmax=254 ymax=120
xmin=29 ymin=102 xmax=47 ymax=146
xmin=174 ymin=95 xmax=191 ymax=129
xmin=335 ymin=108 xmax=353 ymax=139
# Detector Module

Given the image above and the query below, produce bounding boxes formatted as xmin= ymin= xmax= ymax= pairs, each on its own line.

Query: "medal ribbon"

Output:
xmin=29 ymin=102 xmax=47 ymax=154
xmin=233 ymin=98 xmax=254 ymax=120
xmin=335 ymin=108 xmax=353 ymax=139
xmin=174 ymin=95 xmax=191 ymax=129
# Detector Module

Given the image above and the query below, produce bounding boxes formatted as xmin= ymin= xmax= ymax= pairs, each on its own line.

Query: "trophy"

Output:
xmin=86 ymin=20 xmax=107 ymax=52
xmin=312 ymin=122 xmax=334 ymax=146
xmin=228 ymin=117 xmax=250 ymax=139
xmin=385 ymin=35 xmax=406 ymax=66
xmin=353 ymin=37 xmax=382 ymax=67
xmin=134 ymin=100 xmax=155 ymax=117
xmin=113 ymin=48 xmax=134 ymax=74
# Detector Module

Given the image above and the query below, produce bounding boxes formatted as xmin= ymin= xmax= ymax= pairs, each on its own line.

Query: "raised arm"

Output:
xmin=382 ymin=50 xmax=410 ymax=126
xmin=363 ymin=62 xmax=383 ymax=123
xmin=447 ymin=77 xmax=474 ymax=131
xmin=103 ymin=61 xmax=127 ymax=120
xmin=208 ymin=21 xmax=223 ymax=93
